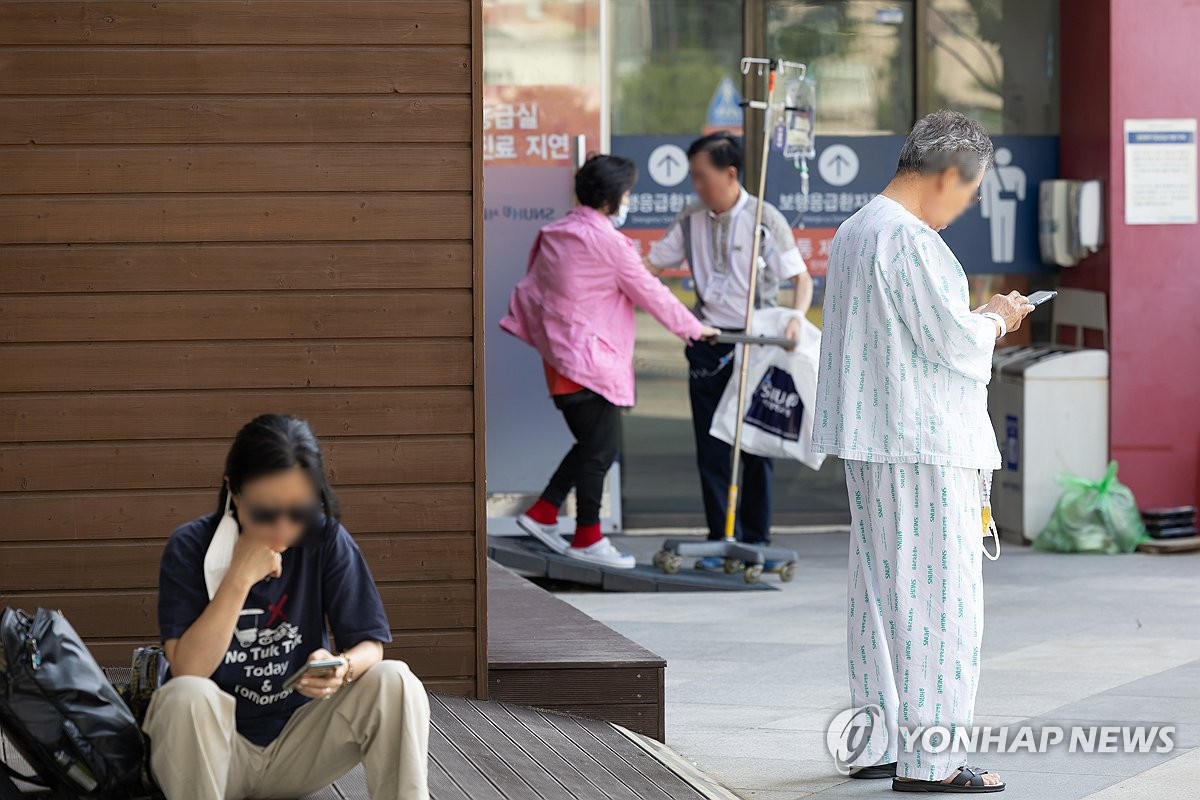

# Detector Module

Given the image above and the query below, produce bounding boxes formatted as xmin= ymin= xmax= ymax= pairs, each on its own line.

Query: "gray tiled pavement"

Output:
xmin=557 ymin=531 xmax=1200 ymax=799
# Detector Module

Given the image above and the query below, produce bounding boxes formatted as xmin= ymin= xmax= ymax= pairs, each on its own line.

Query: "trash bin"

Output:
xmin=988 ymin=346 xmax=1109 ymax=544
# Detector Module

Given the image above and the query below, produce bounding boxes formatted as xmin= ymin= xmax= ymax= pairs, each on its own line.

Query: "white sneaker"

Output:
xmin=516 ymin=514 xmax=568 ymax=554
xmin=565 ymin=537 xmax=636 ymax=569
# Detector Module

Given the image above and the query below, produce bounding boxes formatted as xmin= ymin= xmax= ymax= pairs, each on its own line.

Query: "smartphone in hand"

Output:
xmin=1026 ymin=290 xmax=1057 ymax=308
xmin=282 ymin=657 xmax=345 ymax=692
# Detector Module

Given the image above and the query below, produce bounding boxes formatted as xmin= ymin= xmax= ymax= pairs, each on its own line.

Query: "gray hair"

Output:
xmin=896 ymin=110 xmax=994 ymax=181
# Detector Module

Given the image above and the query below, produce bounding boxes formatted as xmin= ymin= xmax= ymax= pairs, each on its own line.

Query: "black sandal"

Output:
xmin=850 ymin=761 xmax=897 ymax=779
xmin=892 ymin=766 xmax=1005 ymax=793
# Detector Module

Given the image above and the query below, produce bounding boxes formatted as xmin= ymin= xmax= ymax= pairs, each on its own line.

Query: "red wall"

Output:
xmin=1060 ymin=0 xmax=1200 ymax=509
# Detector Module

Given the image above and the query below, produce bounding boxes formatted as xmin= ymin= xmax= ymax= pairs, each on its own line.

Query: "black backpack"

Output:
xmin=0 ymin=608 xmax=150 ymax=799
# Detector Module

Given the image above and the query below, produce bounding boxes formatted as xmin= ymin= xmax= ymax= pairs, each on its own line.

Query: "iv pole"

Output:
xmin=654 ymin=57 xmax=807 ymax=584
xmin=721 ymin=56 xmax=806 ymax=543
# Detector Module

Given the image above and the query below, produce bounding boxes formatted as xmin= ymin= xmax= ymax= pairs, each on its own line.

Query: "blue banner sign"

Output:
xmin=612 ymin=133 xmax=1059 ymax=275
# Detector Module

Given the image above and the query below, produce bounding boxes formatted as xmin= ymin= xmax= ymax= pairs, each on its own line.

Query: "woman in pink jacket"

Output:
xmin=501 ymin=155 xmax=719 ymax=568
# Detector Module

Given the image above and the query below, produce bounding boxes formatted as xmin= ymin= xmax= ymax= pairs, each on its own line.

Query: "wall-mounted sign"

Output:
xmin=614 ymin=134 xmax=1059 ymax=276
xmin=647 ymin=143 xmax=689 ymax=187
xmin=483 ymin=85 xmax=600 ymax=167
xmin=1123 ymin=118 xmax=1198 ymax=225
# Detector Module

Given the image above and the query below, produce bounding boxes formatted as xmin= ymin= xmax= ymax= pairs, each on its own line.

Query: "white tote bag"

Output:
xmin=709 ymin=307 xmax=826 ymax=470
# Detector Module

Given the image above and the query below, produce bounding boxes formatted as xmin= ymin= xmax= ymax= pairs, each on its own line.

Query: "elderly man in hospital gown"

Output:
xmin=813 ymin=110 xmax=1033 ymax=794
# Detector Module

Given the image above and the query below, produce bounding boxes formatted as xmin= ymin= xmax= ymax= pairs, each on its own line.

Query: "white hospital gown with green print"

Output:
xmin=813 ymin=194 xmax=1000 ymax=781
xmin=845 ymin=461 xmax=984 ymax=781
xmin=812 ymin=194 xmax=1000 ymax=470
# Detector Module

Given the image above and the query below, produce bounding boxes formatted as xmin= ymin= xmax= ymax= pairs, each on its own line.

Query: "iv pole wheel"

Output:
xmin=723 ymin=558 xmax=744 ymax=574
xmin=661 ymin=554 xmax=683 ymax=575
xmin=778 ymin=562 xmax=797 ymax=583
xmin=652 ymin=549 xmax=669 ymax=570
xmin=743 ymin=564 xmax=764 ymax=584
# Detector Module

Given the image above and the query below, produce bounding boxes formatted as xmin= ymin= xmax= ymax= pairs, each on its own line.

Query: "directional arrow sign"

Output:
xmin=817 ymin=144 xmax=860 ymax=187
xmin=648 ymin=144 xmax=688 ymax=187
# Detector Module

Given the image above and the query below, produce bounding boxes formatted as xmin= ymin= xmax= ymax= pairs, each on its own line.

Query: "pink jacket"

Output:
xmin=500 ymin=205 xmax=705 ymax=407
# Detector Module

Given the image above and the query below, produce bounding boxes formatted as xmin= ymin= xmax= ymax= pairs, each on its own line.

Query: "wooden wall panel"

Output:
xmin=0 ymin=47 xmax=471 ymax=94
xmin=1 ymin=340 xmax=474 ymax=392
xmin=1 ymin=291 xmax=472 ymax=342
xmin=0 ymin=388 xmax=474 ymax=442
xmin=0 ymin=2 xmax=472 ymax=46
xmin=0 ymin=534 xmax=476 ymax=591
xmin=0 ymin=582 xmax=475 ymax=639
xmin=0 ymin=96 xmax=473 ymax=145
xmin=0 ymin=437 xmax=474 ymax=492
xmin=0 ymin=145 xmax=472 ymax=194
xmin=0 ymin=0 xmax=486 ymax=695
xmin=1 ymin=486 xmax=475 ymax=543
xmin=0 ymin=242 xmax=474 ymax=293
xmin=0 ymin=193 xmax=472 ymax=244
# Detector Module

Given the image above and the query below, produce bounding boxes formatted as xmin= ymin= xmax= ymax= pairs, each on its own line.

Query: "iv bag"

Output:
xmin=782 ymin=77 xmax=816 ymax=160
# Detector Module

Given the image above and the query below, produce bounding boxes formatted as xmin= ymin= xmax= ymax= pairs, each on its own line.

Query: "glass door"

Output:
xmin=612 ymin=0 xmax=866 ymax=527
xmin=482 ymin=1 xmax=616 ymax=531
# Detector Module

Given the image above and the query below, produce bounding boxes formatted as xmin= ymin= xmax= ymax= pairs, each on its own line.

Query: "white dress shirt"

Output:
xmin=648 ymin=189 xmax=808 ymax=329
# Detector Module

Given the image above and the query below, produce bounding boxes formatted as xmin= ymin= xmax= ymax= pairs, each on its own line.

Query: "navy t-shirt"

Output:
xmin=157 ymin=513 xmax=392 ymax=746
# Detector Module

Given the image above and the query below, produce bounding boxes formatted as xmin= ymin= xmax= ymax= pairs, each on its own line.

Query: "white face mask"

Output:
xmin=203 ymin=490 xmax=240 ymax=600
xmin=609 ymin=202 xmax=630 ymax=228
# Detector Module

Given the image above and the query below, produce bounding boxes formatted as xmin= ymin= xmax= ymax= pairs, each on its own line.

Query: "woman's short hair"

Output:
xmin=896 ymin=109 xmax=994 ymax=181
xmin=218 ymin=414 xmax=341 ymax=539
xmin=574 ymin=154 xmax=638 ymax=213
xmin=687 ymin=132 xmax=743 ymax=175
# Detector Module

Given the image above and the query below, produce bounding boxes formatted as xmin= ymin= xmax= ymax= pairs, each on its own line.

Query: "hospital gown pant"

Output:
xmin=844 ymin=460 xmax=984 ymax=782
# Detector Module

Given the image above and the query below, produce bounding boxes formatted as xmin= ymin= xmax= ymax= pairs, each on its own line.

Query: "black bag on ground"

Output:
xmin=115 ymin=646 xmax=168 ymax=729
xmin=0 ymin=608 xmax=148 ymax=798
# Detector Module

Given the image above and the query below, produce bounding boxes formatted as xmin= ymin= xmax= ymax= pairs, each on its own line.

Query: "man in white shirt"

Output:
xmin=813 ymin=110 xmax=1031 ymax=792
xmin=646 ymin=133 xmax=813 ymax=563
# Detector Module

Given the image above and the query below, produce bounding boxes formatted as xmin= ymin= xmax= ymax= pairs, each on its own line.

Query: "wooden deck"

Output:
xmin=487 ymin=562 xmax=667 ymax=740
xmin=5 ymin=565 xmax=683 ymax=797
xmin=2 ymin=695 xmax=715 ymax=800
xmin=422 ymin=694 xmax=713 ymax=800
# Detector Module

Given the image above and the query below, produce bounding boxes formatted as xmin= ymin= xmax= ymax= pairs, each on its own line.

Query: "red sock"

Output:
xmin=525 ymin=498 xmax=558 ymax=526
xmin=571 ymin=522 xmax=602 ymax=549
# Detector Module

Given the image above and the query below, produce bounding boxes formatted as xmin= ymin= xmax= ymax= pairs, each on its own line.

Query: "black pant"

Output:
xmin=540 ymin=389 xmax=621 ymax=526
xmin=685 ymin=341 xmax=773 ymax=543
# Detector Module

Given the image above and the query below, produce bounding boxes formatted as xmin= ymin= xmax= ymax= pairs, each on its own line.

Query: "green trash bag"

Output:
xmin=1033 ymin=461 xmax=1148 ymax=554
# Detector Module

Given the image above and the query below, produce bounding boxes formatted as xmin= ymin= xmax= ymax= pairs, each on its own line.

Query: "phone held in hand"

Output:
xmin=283 ymin=657 xmax=345 ymax=692
xmin=1026 ymin=290 xmax=1058 ymax=307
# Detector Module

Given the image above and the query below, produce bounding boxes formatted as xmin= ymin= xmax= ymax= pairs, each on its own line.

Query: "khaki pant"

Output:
xmin=143 ymin=660 xmax=430 ymax=800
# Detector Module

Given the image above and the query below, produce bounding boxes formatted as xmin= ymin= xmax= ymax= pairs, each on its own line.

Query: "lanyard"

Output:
xmin=706 ymin=202 xmax=747 ymax=275
xmin=980 ymin=470 xmax=1000 ymax=561
xmin=688 ymin=350 xmax=735 ymax=380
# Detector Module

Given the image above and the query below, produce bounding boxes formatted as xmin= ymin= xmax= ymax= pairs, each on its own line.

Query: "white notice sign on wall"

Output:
xmin=1123 ymin=118 xmax=1198 ymax=225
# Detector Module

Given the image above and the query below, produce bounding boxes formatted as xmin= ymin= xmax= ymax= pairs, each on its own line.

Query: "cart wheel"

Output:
xmin=778 ymin=562 xmax=797 ymax=583
xmin=743 ymin=564 xmax=763 ymax=584
xmin=652 ymin=549 xmax=669 ymax=570
xmin=723 ymin=558 xmax=744 ymax=574
xmin=662 ymin=554 xmax=683 ymax=575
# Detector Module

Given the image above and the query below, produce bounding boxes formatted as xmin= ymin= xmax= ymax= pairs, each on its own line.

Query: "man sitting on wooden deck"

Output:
xmin=143 ymin=415 xmax=431 ymax=800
